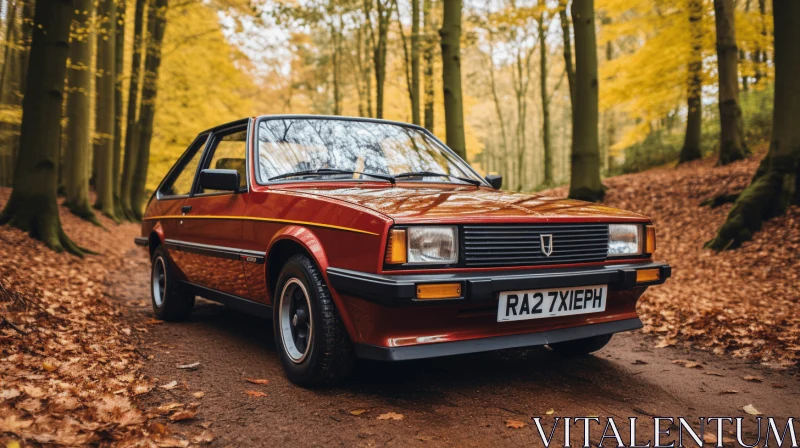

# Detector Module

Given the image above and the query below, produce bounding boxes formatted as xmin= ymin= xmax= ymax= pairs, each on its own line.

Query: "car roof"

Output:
xmin=197 ymin=115 xmax=428 ymax=137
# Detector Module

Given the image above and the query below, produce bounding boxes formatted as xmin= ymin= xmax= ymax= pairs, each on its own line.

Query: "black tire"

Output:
xmin=273 ymin=254 xmax=354 ymax=387
xmin=150 ymin=245 xmax=195 ymax=321
xmin=549 ymin=334 xmax=613 ymax=356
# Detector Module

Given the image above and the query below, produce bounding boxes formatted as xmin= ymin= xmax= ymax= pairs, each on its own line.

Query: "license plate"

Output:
xmin=497 ymin=284 xmax=608 ymax=322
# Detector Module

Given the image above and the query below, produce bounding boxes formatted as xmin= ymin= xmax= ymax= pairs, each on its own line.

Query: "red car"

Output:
xmin=135 ymin=116 xmax=671 ymax=386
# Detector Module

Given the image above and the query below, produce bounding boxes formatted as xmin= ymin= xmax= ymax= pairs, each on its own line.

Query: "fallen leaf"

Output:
xmin=743 ymin=404 xmax=762 ymax=415
xmin=704 ymin=371 xmax=724 ymax=377
xmin=720 ymin=390 xmax=739 ymax=394
xmin=169 ymin=409 xmax=198 ymax=422
xmin=505 ymin=419 xmax=527 ymax=429
xmin=41 ymin=360 xmax=58 ymax=372
xmin=245 ymin=390 xmax=267 ymax=398
xmin=132 ymin=383 xmax=153 ymax=396
xmin=192 ymin=430 xmax=214 ymax=444
xmin=545 ymin=409 xmax=555 ymax=415
xmin=145 ymin=319 xmax=164 ymax=325
xmin=192 ymin=391 xmax=205 ymax=398
xmin=743 ymin=375 xmax=763 ymax=382
xmin=672 ymin=359 xmax=702 ymax=369
xmin=156 ymin=403 xmax=184 ymax=414
xmin=176 ymin=362 xmax=201 ymax=370
xmin=632 ymin=360 xmax=648 ymax=365
xmin=771 ymin=384 xmax=785 ymax=389
xmin=160 ymin=381 xmax=178 ymax=390
xmin=350 ymin=409 xmax=368 ymax=416
xmin=245 ymin=378 xmax=270 ymax=385
xmin=377 ymin=412 xmax=404 ymax=421
xmin=155 ymin=437 xmax=189 ymax=448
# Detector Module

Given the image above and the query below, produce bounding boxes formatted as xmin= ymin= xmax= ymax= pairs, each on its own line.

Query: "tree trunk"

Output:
xmin=567 ymin=0 xmax=604 ymax=202
xmin=539 ymin=9 xmax=552 ymax=186
xmin=422 ymin=0 xmax=435 ymax=132
xmin=0 ymin=0 xmax=20 ymax=187
xmin=130 ymin=0 xmax=167 ymax=220
xmin=706 ymin=0 xmax=800 ymax=250
xmin=112 ymin=0 xmax=125 ymax=216
xmin=713 ymin=0 xmax=748 ymax=166
xmin=439 ymin=0 xmax=466 ymax=159
xmin=93 ymin=0 xmax=117 ymax=218
xmin=63 ymin=0 xmax=96 ymax=222
xmin=373 ymin=0 xmax=389 ymax=119
xmin=410 ymin=0 xmax=420 ymax=125
xmin=487 ymin=37 xmax=507 ymax=178
xmin=559 ymin=0 xmax=576 ymax=111
xmin=0 ymin=0 xmax=84 ymax=255
xmin=753 ymin=0 xmax=766 ymax=84
xmin=679 ymin=0 xmax=704 ymax=164
xmin=120 ymin=0 xmax=146 ymax=219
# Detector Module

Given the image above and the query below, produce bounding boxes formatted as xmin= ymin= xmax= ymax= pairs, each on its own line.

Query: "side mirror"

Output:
xmin=485 ymin=174 xmax=502 ymax=190
xmin=199 ymin=169 xmax=240 ymax=192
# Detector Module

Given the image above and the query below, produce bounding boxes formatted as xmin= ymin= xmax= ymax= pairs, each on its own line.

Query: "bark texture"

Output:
xmin=120 ymin=0 xmax=146 ymax=219
xmin=567 ymin=0 xmax=604 ymax=202
xmin=706 ymin=0 xmax=800 ymax=250
xmin=372 ymin=0 xmax=390 ymax=119
xmin=410 ymin=0 xmax=420 ymax=125
xmin=0 ymin=0 xmax=83 ymax=254
xmin=539 ymin=8 xmax=552 ymax=186
xmin=559 ymin=0 xmax=576 ymax=111
xmin=422 ymin=0 xmax=435 ymax=132
xmin=439 ymin=0 xmax=466 ymax=159
xmin=130 ymin=0 xmax=167 ymax=220
xmin=112 ymin=0 xmax=126 ymax=216
xmin=713 ymin=0 xmax=748 ymax=166
xmin=64 ymin=0 xmax=97 ymax=222
xmin=679 ymin=0 xmax=704 ymax=164
xmin=93 ymin=0 xmax=117 ymax=218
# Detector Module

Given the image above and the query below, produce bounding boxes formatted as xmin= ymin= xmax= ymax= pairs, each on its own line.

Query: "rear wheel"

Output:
xmin=549 ymin=334 xmax=613 ymax=356
xmin=151 ymin=245 xmax=195 ymax=321
xmin=273 ymin=254 xmax=353 ymax=387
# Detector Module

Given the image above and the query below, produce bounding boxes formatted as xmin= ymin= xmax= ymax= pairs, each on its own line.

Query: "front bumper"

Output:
xmin=327 ymin=261 xmax=671 ymax=306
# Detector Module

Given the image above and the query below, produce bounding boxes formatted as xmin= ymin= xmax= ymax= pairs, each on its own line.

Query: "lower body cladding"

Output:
xmin=327 ymin=262 xmax=671 ymax=361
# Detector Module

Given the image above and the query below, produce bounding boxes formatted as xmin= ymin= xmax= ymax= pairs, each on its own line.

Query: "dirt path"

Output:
xmin=112 ymin=248 xmax=799 ymax=447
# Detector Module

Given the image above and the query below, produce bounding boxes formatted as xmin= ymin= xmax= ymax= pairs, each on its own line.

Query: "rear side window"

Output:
xmin=197 ymin=127 xmax=248 ymax=194
xmin=158 ymin=135 xmax=208 ymax=198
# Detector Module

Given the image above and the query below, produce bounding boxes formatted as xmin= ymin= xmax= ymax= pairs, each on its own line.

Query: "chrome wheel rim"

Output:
xmin=279 ymin=278 xmax=313 ymax=363
xmin=152 ymin=257 xmax=166 ymax=307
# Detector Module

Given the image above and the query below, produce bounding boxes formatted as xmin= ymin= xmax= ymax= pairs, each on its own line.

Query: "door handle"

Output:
xmin=181 ymin=205 xmax=192 ymax=214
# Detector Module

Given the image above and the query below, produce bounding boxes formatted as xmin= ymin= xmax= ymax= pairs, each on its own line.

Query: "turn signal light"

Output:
xmin=385 ymin=229 xmax=407 ymax=264
xmin=645 ymin=225 xmax=656 ymax=254
xmin=416 ymin=283 xmax=462 ymax=300
xmin=636 ymin=268 xmax=660 ymax=283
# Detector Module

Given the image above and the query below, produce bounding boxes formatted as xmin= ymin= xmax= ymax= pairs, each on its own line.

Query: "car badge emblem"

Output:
xmin=540 ymin=234 xmax=554 ymax=257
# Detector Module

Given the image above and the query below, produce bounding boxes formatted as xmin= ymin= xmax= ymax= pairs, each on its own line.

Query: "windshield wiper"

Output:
xmin=393 ymin=171 xmax=482 ymax=186
xmin=268 ymin=168 xmax=395 ymax=183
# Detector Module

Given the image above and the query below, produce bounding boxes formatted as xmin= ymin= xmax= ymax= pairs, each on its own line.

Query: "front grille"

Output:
xmin=461 ymin=223 xmax=609 ymax=267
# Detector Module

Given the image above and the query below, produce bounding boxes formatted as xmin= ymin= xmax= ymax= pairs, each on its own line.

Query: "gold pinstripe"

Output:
xmin=142 ymin=215 xmax=379 ymax=236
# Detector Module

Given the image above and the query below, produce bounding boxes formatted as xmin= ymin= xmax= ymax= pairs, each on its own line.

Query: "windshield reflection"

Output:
xmin=256 ymin=118 xmax=483 ymax=185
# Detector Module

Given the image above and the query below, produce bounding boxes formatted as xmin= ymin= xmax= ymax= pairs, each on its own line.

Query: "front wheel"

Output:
xmin=273 ymin=254 xmax=353 ymax=387
xmin=549 ymin=334 xmax=613 ymax=356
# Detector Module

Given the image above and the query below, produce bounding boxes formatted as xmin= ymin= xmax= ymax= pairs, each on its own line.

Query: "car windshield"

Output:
xmin=256 ymin=118 xmax=485 ymax=185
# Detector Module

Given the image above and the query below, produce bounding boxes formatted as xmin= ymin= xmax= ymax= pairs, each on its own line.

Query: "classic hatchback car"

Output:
xmin=135 ymin=115 xmax=671 ymax=386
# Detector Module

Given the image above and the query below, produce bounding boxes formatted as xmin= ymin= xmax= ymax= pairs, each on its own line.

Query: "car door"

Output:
xmin=153 ymin=134 xmax=210 ymax=277
xmin=172 ymin=122 xmax=251 ymax=298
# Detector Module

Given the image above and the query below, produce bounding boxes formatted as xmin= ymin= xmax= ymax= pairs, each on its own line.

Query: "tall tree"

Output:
xmin=439 ymin=0 xmax=466 ymax=159
xmin=0 ymin=0 xmax=84 ymax=254
xmin=129 ymin=0 xmax=168 ymax=220
xmin=410 ymin=0 xmax=420 ymax=125
xmin=679 ymin=0 xmax=704 ymax=164
xmin=706 ymin=0 xmax=800 ymax=250
xmin=366 ymin=0 xmax=391 ymax=119
xmin=538 ymin=5 xmax=553 ymax=186
xmin=63 ymin=0 xmax=96 ymax=222
xmin=93 ymin=0 xmax=117 ymax=218
xmin=558 ymin=0 xmax=575 ymax=110
xmin=567 ymin=0 xmax=604 ymax=202
xmin=120 ymin=0 xmax=146 ymax=219
xmin=422 ymin=0 xmax=435 ymax=132
xmin=113 ymin=0 xmax=126 ymax=216
xmin=713 ymin=0 xmax=748 ymax=165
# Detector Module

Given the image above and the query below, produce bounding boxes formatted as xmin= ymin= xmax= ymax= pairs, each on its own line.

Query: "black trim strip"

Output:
xmin=134 ymin=237 xmax=148 ymax=247
xmin=182 ymin=281 xmax=272 ymax=318
xmin=354 ymin=318 xmax=643 ymax=361
xmin=164 ymin=239 xmax=265 ymax=264
xmin=327 ymin=262 xmax=671 ymax=306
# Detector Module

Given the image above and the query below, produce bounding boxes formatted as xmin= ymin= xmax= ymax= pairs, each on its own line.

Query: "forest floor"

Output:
xmin=1 ymin=148 xmax=799 ymax=447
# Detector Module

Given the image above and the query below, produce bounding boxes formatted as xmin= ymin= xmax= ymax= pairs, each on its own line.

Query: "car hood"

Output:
xmin=294 ymin=185 xmax=648 ymax=223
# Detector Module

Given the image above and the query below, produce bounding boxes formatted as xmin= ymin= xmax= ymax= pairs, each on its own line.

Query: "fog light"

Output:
xmin=636 ymin=269 xmax=660 ymax=283
xmin=416 ymin=283 xmax=462 ymax=300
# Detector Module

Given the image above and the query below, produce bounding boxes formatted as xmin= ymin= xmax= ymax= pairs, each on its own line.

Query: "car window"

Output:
xmin=198 ymin=127 xmax=248 ymax=194
xmin=158 ymin=135 xmax=208 ymax=198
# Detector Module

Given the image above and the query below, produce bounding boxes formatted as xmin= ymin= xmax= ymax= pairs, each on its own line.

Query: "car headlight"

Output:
xmin=608 ymin=224 xmax=642 ymax=256
xmin=384 ymin=226 xmax=458 ymax=265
